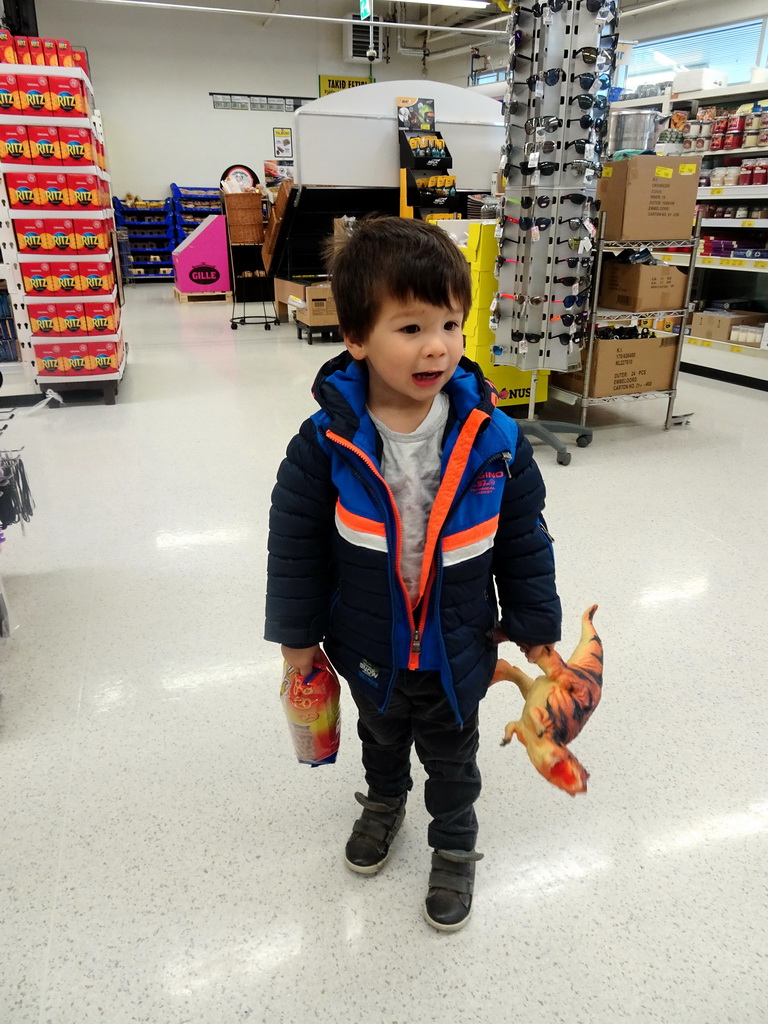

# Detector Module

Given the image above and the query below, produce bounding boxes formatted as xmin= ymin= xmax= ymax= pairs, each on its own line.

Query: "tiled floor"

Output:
xmin=1 ymin=284 xmax=767 ymax=1023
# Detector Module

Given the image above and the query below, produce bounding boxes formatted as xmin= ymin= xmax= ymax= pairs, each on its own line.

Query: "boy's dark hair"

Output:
xmin=323 ymin=215 xmax=472 ymax=343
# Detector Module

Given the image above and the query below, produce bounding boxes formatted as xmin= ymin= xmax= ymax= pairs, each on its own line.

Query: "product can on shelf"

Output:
xmin=709 ymin=133 xmax=725 ymax=151
xmin=739 ymin=160 xmax=755 ymax=186
xmin=724 ymin=131 xmax=745 ymax=150
xmin=727 ymin=114 xmax=747 ymax=132
xmin=753 ymin=160 xmax=768 ymax=186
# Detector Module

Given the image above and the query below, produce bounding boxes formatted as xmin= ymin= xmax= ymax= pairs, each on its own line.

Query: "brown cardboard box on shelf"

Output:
xmin=555 ymin=335 xmax=678 ymax=398
xmin=598 ymin=262 xmax=688 ymax=313
xmin=223 ymin=192 xmax=264 ymax=244
xmin=687 ymin=309 xmax=767 ymax=343
xmin=596 ymin=156 xmax=700 ymax=241
xmin=294 ymin=282 xmax=338 ymax=327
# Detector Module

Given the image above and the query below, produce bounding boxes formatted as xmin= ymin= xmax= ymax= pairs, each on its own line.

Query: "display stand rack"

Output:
xmin=113 ymin=197 xmax=174 ymax=280
xmin=171 ymin=184 xmax=221 ymax=244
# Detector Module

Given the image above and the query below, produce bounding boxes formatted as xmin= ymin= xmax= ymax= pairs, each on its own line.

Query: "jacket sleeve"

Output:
xmin=492 ymin=430 xmax=562 ymax=646
xmin=264 ymin=418 xmax=337 ymax=647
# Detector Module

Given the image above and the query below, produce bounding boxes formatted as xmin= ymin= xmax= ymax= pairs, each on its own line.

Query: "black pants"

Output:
xmin=349 ymin=670 xmax=481 ymax=852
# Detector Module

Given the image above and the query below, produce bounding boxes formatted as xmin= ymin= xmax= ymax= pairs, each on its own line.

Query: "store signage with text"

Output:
xmin=319 ymin=75 xmax=372 ymax=97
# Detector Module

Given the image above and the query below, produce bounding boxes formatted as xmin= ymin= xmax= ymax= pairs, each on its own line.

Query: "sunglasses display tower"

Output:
xmin=492 ymin=0 xmax=618 ymax=464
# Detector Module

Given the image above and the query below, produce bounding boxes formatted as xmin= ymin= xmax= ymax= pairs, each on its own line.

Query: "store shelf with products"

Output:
xmin=171 ymin=185 xmax=221 ymax=244
xmin=697 ymin=186 xmax=768 ymax=200
xmin=612 ymin=82 xmax=768 ymax=114
xmin=114 ymin=198 xmax=175 ymax=281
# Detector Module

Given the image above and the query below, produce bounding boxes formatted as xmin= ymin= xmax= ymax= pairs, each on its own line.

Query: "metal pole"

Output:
xmin=664 ymin=211 xmax=702 ymax=430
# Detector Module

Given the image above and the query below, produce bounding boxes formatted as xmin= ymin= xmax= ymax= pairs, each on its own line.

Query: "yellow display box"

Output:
xmin=470 ymin=268 xmax=497 ymax=311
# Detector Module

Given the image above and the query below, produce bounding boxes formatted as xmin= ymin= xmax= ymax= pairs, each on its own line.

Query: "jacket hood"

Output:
xmin=312 ymin=350 xmax=497 ymax=443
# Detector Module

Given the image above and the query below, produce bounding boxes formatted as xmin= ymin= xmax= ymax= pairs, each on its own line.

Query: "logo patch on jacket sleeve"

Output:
xmin=358 ymin=658 xmax=381 ymax=681
xmin=471 ymin=469 xmax=505 ymax=495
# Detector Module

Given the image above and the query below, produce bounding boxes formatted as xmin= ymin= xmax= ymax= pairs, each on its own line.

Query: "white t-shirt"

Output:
xmin=368 ymin=392 xmax=449 ymax=606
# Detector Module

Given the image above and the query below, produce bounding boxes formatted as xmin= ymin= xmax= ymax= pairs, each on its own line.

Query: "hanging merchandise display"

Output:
xmin=491 ymin=0 xmax=619 ymax=388
xmin=397 ymin=97 xmax=460 ymax=223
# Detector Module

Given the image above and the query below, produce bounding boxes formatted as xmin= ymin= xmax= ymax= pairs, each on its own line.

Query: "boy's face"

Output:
xmin=345 ymin=295 xmax=465 ymax=415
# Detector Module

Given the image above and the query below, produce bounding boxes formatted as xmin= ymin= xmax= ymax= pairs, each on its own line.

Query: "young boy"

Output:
xmin=265 ymin=216 xmax=561 ymax=932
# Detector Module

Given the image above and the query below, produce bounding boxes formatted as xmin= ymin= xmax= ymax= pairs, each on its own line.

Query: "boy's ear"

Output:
xmin=344 ymin=335 xmax=366 ymax=361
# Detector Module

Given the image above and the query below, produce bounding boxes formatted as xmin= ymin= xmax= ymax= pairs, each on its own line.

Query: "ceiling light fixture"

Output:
xmin=397 ymin=1 xmax=490 ymax=8
xmin=65 ymin=0 xmax=505 ymax=34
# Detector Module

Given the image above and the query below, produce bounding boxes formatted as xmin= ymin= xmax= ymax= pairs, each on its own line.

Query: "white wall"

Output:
xmin=36 ymin=0 xmax=452 ymax=197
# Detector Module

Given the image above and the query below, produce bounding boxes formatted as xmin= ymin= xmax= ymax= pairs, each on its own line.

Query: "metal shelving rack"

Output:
xmin=549 ymin=212 xmax=702 ymax=429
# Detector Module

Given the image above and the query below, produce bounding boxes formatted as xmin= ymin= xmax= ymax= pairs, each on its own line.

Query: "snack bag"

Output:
xmin=280 ymin=651 xmax=341 ymax=767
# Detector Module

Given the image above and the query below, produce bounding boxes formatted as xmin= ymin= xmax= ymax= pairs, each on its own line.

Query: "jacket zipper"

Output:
xmin=326 ymin=431 xmax=417 ymax=664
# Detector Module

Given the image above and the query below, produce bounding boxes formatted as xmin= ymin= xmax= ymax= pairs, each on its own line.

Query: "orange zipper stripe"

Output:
xmin=336 ymin=500 xmax=387 ymax=537
xmin=443 ymin=514 xmax=499 ymax=552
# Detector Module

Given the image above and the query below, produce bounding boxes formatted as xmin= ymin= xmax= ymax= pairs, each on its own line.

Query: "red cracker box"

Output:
xmin=0 ymin=124 xmax=31 ymax=162
xmin=0 ymin=72 xmax=22 ymax=114
xmin=51 ymin=261 xmax=81 ymax=295
xmin=42 ymin=40 xmax=59 ymax=66
xmin=61 ymin=342 xmax=91 ymax=374
xmin=89 ymin=339 xmax=120 ymax=373
xmin=28 ymin=125 xmax=62 ymax=164
xmin=13 ymin=37 xmax=31 ymax=64
xmin=0 ymin=30 xmax=17 ymax=64
xmin=15 ymin=218 xmax=47 ymax=253
xmin=17 ymin=73 xmax=51 ymax=115
xmin=5 ymin=172 xmax=40 ymax=209
xmin=84 ymin=299 xmax=119 ymax=334
xmin=58 ymin=126 xmax=93 ymax=165
xmin=55 ymin=301 xmax=88 ymax=336
xmin=28 ymin=302 xmax=60 ymax=336
xmin=43 ymin=218 xmax=77 ymax=255
xmin=34 ymin=341 xmax=66 ymax=374
xmin=71 ymin=47 xmax=90 ymax=79
xmin=78 ymin=260 xmax=114 ymax=295
xmin=56 ymin=40 xmax=74 ymax=67
xmin=66 ymin=172 xmax=100 ymax=210
xmin=35 ymin=171 xmax=68 ymax=210
xmin=28 ymin=38 xmax=45 ymax=65
xmin=50 ymin=75 xmax=84 ymax=117
xmin=76 ymin=217 xmax=108 ymax=254
xmin=22 ymin=260 xmax=55 ymax=297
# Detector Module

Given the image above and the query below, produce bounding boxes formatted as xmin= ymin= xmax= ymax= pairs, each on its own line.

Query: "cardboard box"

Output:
xmin=28 ymin=37 xmax=44 ymax=65
xmin=49 ymin=75 xmax=85 ymax=116
xmin=89 ymin=339 xmax=120 ymax=373
xmin=0 ymin=30 xmax=17 ymax=64
xmin=596 ymin=156 xmax=700 ymax=241
xmin=72 ymin=47 xmax=90 ymax=79
xmin=84 ymin=300 xmax=119 ymax=334
xmin=28 ymin=124 xmax=62 ymax=164
xmin=42 ymin=39 xmax=59 ymax=66
xmin=13 ymin=37 xmax=31 ymax=64
xmin=294 ymin=282 xmax=338 ymax=326
xmin=42 ymin=218 xmax=77 ymax=255
xmin=673 ymin=69 xmax=727 ymax=94
xmin=51 ymin=262 xmax=81 ymax=295
xmin=5 ymin=172 xmax=40 ymax=209
xmin=35 ymin=171 xmax=68 ymax=209
xmin=62 ymin=342 xmax=91 ymax=374
xmin=58 ymin=126 xmax=93 ymax=165
xmin=555 ymin=335 xmax=678 ymax=398
xmin=17 ymin=73 xmax=51 ymax=115
xmin=598 ymin=263 xmax=688 ymax=313
xmin=66 ymin=172 xmax=100 ymax=209
xmin=22 ymin=261 xmax=55 ymax=297
xmin=78 ymin=260 xmax=114 ymax=294
xmin=460 ymin=221 xmax=499 ymax=268
xmin=0 ymin=72 xmax=22 ymax=114
xmin=0 ymin=124 xmax=31 ymax=162
xmin=56 ymin=301 xmax=87 ymax=336
xmin=687 ymin=309 xmax=767 ymax=343
xmin=470 ymin=268 xmax=497 ymax=311
xmin=76 ymin=217 xmax=108 ymax=254
xmin=56 ymin=40 xmax=74 ymax=67
xmin=15 ymin=217 xmax=47 ymax=252
xmin=35 ymin=341 xmax=66 ymax=374
xmin=28 ymin=302 xmax=59 ymax=336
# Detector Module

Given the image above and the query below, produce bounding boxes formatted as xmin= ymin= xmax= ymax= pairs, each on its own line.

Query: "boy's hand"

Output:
xmin=518 ymin=643 xmax=553 ymax=664
xmin=281 ymin=644 xmax=321 ymax=678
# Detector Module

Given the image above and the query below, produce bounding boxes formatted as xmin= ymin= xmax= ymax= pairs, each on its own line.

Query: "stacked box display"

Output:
xmin=113 ymin=196 xmax=174 ymax=279
xmin=170 ymin=183 xmax=221 ymax=244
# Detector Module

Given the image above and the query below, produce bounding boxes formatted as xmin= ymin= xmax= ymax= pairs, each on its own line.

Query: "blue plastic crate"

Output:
xmin=171 ymin=184 xmax=220 ymax=202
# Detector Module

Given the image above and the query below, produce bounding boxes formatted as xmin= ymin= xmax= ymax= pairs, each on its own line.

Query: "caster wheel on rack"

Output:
xmin=274 ymin=319 xmax=280 ymax=326
xmin=239 ymin=318 xmax=246 ymax=325
xmin=265 ymin=323 xmax=271 ymax=330
xmin=557 ymin=451 xmax=572 ymax=466
xmin=576 ymin=434 xmax=592 ymax=448
xmin=231 ymin=322 xmax=238 ymax=330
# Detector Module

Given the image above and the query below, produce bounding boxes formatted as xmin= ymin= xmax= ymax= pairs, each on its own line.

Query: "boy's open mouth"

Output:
xmin=412 ymin=370 xmax=442 ymax=383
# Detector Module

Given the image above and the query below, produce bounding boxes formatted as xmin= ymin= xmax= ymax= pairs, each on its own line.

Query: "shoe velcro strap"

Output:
xmin=428 ymin=869 xmax=474 ymax=895
xmin=352 ymin=815 xmax=392 ymax=843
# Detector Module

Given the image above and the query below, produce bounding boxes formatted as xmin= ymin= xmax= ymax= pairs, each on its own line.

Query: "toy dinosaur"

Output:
xmin=492 ymin=605 xmax=602 ymax=796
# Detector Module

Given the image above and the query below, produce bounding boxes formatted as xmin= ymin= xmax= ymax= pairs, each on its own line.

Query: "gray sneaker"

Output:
xmin=423 ymin=848 xmax=483 ymax=931
xmin=344 ymin=790 xmax=407 ymax=874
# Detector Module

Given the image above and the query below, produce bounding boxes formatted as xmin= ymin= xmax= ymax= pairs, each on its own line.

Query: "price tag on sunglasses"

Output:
xmin=494 ymin=221 xmax=504 ymax=239
xmin=527 ymin=150 xmax=540 ymax=169
xmin=579 ymin=237 xmax=591 ymax=254
xmin=531 ymin=170 xmax=541 ymax=187
xmin=535 ymin=79 xmax=545 ymax=100
xmin=490 ymin=294 xmax=499 ymax=313
xmin=519 ymin=337 xmax=528 ymax=354
xmin=531 ymin=224 xmax=541 ymax=242
xmin=585 ymin=218 xmax=597 ymax=238
xmin=572 ymin=282 xmax=580 ymax=296
xmin=583 ymin=143 xmax=596 ymax=161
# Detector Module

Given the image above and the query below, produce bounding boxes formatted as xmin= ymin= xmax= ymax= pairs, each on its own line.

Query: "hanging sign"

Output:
xmin=318 ymin=75 xmax=372 ymax=97
xmin=273 ymin=128 xmax=293 ymax=159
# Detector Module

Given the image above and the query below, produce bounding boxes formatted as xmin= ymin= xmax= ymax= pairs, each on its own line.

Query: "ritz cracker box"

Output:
xmin=22 ymin=261 xmax=55 ymax=297
xmin=35 ymin=341 xmax=65 ymax=374
xmin=60 ymin=342 xmax=92 ymax=375
xmin=0 ymin=29 xmax=17 ymax=63
xmin=28 ymin=125 xmax=62 ymax=164
xmin=36 ymin=171 xmax=68 ymax=210
xmin=12 ymin=37 xmax=30 ymax=64
xmin=28 ymin=302 xmax=59 ymax=336
xmin=89 ymin=339 xmax=121 ymax=373
xmin=51 ymin=262 xmax=81 ymax=296
xmin=84 ymin=299 xmax=120 ymax=335
xmin=58 ymin=126 xmax=93 ymax=165
xmin=0 ymin=124 xmax=31 ymax=162
xmin=77 ymin=217 xmax=108 ymax=254
xmin=5 ymin=172 xmax=40 ymax=209
xmin=56 ymin=301 xmax=88 ymax=336
xmin=50 ymin=75 xmax=86 ymax=117
xmin=17 ymin=73 xmax=52 ymax=115
xmin=43 ymin=218 xmax=77 ymax=255
xmin=0 ymin=72 xmax=22 ymax=113
xmin=15 ymin=217 xmax=47 ymax=253
xmin=67 ymin=173 xmax=100 ymax=210
xmin=78 ymin=260 xmax=114 ymax=294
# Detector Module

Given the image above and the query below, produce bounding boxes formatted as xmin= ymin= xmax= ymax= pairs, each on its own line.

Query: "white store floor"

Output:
xmin=1 ymin=284 xmax=767 ymax=1024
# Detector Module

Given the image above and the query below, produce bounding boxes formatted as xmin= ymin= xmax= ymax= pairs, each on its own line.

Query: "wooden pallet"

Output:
xmin=174 ymin=288 xmax=233 ymax=304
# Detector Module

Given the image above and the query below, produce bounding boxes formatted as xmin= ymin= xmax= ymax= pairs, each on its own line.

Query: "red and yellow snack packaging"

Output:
xmin=28 ymin=302 xmax=59 ymax=336
xmin=42 ymin=39 xmax=59 ymax=66
xmin=5 ymin=172 xmax=40 ymax=209
xmin=15 ymin=217 xmax=47 ymax=253
xmin=28 ymin=38 xmax=44 ymax=65
xmin=75 ymin=216 xmax=108 ymax=254
xmin=13 ymin=37 xmax=31 ymax=64
xmin=51 ymin=261 xmax=81 ymax=295
xmin=58 ymin=126 xmax=93 ymax=165
xmin=280 ymin=651 xmax=341 ymax=766
xmin=56 ymin=40 xmax=74 ymax=67
xmin=0 ymin=124 xmax=31 ymax=162
xmin=35 ymin=171 xmax=68 ymax=210
xmin=0 ymin=29 xmax=17 ymax=64
xmin=34 ymin=341 xmax=65 ymax=374
xmin=22 ymin=260 xmax=56 ymax=297
xmin=49 ymin=75 xmax=84 ymax=116
xmin=17 ymin=73 xmax=52 ymax=115
xmin=0 ymin=72 xmax=22 ymax=114
xmin=78 ymin=260 xmax=114 ymax=295
xmin=55 ymin=301 xmax=88 ymax=337
xmin=28 ymin=125 xmax=62 ymax=164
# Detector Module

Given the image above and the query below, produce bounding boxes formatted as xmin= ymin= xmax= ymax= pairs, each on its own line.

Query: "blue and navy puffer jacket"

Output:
xmin=265 ymin=351 xmax=561 ymax=726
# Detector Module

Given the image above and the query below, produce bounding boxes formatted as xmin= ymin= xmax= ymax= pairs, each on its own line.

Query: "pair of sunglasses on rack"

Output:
xmin=509 ymin=65 xmax=567 ymax=90
xmin=509 ymin=161 xmax=560 ymax=176
xmin=551 ymin=331 xmax=585 ymax=345
xmin=558 ymin=215 xmax=598 ymax=228
xmin=565 ymin=138 xmax=604 ymax=156
xmin=579 ymin=0 xmax=617 ymax=13
xmin=508 ymin=195 xmax=552 ymax=209
xmin=553 ymin=275 xmax=590 ymax=287
xmin=507 ymin=216 xmax=553 ymax=232
xmin=558 ymin=236 xmax=594 ymax=251
xmin=552 ymin=292 xmax=590 ymax=308
xmin=513 ymin=0 xmax=569 ymax=18
xmin=564 ymin=159 xmax=603 ymax=178
xmin=551 ymin=312 xmax=588 ymax=327
xmin=571 ymin=71 xmax=611 ymax=91
xmin=569 ymin=93 xmax=608 ymax=111
xmin=567 ymin=114 xmax=608 ymax=133
xmin=573 ymin=46 xmax=616 ymax=71
xmin=518 ymin=115 xmax=563 ymax=135
xmin=556 ymin=255 xmax=593 ymax=267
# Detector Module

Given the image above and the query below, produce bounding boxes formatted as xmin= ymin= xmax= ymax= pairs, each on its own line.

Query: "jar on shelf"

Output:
xmin=694 ymin=137 xmax=709 ymax=151
xmin=735 ymin=205 xmax=750 ymax=218
xmin=753 ymin=160 xmax=768 ymax=186
xmin=710 ymin=133 xmax=726 ymax=151
xmin=709 ymin=166 xmax=727 ymax=187
xmin=724 ymin=130 xmax=745 ymax=149
xmin=744 ymin=131 xmax=760 ymax=147
xmin=723 ymin=165 xmax=742 ymax=186
xmin=727 ymin=113 xmax=747 ymax=132
xmin=713 ymin=116 xmax=730 ymax=133
xmin=739 ymin=160 xmax=755 ymax=186
xmin=724 ymin=205 xmax=739 ymax=217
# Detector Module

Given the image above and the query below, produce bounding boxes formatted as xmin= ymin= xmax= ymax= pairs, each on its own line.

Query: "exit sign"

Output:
xmin=360 ymin=0 xmax=371 ymax=18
